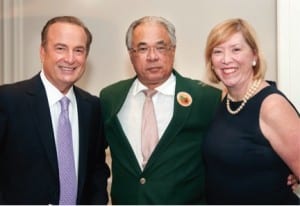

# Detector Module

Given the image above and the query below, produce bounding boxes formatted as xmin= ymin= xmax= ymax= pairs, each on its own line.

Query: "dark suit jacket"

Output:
xmin=0 ymin=74 xmax=110 ymax=204
xmin=100 ymin=70 xmax=221 ymax=204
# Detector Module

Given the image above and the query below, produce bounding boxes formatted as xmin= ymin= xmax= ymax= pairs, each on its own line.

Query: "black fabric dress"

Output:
xmin=203 ymin=85 xmax=299 ymax=204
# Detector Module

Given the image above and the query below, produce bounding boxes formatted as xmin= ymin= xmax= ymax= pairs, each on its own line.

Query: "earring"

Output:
xmin=252 ymin=60 xmax=257 ymax=67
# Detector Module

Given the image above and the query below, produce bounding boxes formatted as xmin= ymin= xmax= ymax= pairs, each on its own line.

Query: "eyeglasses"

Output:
xmin=130 ymin=44 xmax=174 ymax=55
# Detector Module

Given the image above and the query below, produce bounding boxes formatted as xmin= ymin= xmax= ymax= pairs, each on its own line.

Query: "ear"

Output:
xmin=40 ymin=45 xmax=45 ymax=63
xmin=252 ymin=51 xmax=258 ymax=67
xmin=128 ymin=50 xmax=135 ymax=61
xmin=171 ymin=45 xmax=176 ymax=55
xmin=253 ymin=50 xmax=258 ymax=61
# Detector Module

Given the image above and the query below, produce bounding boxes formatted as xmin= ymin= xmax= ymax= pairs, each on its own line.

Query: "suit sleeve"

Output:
xmin=83 ymin=98 xmax=110 ymax=204
xmin=0 ymin=93 xmax=8 ymax=203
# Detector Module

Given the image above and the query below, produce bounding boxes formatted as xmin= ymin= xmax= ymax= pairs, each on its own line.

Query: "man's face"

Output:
xmin=40 ymin=22 xmax=88 ymax=94
xmin=129 ymin=22 xmax=175 ymax=89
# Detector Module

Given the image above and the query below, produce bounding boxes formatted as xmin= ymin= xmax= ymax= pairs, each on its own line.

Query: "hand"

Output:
xmin=287 ymin=174 xmax=299 ymax=190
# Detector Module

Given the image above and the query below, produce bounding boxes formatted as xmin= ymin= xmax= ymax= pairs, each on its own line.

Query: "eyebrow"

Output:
xmin=54 ymin=43 xmax=86 ymax=49
xmin=54 ymin=43 xmax=67 ymax=47
xmin=136 ymin=40 xmax=167 ymax=47
xmin=74 ymin=45 xmax=86 ymax=50
xmin=230 ymin=43 xmax=242 ymax=47
xmin=214 ymin=43 xmax=242 ymax=49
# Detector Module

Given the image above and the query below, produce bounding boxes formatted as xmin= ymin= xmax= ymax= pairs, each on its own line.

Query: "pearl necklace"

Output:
xmin=226 ymin=79 xmax=262 ymax=115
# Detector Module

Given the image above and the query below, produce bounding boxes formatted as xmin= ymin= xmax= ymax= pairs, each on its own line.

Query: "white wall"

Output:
xmin=1 ymin=0 xmax=277 ymax=96
xmin=277 ymin=0 xmax=300 ymax=111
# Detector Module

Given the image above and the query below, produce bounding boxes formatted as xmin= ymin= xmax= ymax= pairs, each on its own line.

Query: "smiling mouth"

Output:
xmin=222 ymin=68 xmax=236 ymax=74
xmin=59 ymin=66 xmax=76 ymax=71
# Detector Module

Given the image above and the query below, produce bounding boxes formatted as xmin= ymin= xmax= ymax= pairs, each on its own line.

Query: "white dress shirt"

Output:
xmin=118 ymin=73 xmax=176 ymax=169
xmin=40 ymin=71 xmax=79 ymax=176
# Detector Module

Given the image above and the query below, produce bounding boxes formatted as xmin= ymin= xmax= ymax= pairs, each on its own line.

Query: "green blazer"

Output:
xmin=100 ymin=70 xmax=221 ymax=204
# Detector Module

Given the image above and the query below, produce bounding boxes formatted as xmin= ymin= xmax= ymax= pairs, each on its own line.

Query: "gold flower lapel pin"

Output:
xmin=176 ymin=91 xmax=192 ymax=107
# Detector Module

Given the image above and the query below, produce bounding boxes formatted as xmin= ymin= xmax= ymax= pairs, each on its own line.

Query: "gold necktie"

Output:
xmin=141 ymin=89 xmax=158 ymax=168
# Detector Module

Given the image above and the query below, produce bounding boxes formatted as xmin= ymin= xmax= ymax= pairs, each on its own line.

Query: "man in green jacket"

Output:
xmin=100 ymin=16 xmax=221 ymax=204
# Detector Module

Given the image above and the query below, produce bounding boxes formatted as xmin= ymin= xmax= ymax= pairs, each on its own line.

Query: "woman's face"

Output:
xmin=211 ymin=32 xmax=257 ymax=89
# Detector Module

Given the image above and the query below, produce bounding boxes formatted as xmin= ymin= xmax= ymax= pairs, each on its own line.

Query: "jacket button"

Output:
xmin=140 ymin=177 xmax=146 ymax=184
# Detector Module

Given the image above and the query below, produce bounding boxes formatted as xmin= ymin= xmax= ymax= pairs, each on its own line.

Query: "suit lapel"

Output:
xmin=106 ymin=78 xmax=143 ymax=174
xmin=74 ymin=88 xmax=89 ymax=200
xmin=144 ymin=71 xmax=193 ymax=170
xmin=107 ymin=116 xmax=142 ymax=174
xmin=28 ymin=75 xmax=59 ymax=177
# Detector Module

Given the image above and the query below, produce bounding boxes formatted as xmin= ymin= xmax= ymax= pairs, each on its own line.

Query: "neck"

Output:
xmin=226 ymin=79 xmax=262 ymax=115
xmin=227 ymin=79 xmax=256 ymax=101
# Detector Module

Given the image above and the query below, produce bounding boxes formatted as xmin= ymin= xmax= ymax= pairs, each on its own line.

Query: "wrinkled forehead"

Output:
xmin=132 ymin=22 xmax=170 ymax=45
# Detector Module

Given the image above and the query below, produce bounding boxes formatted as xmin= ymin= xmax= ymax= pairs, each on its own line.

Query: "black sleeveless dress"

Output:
xmin=203 ymin=85 xmax=299 ymax=204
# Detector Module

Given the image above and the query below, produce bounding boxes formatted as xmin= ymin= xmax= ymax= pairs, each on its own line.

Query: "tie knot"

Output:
xmin=143 ymin=89 xmax=157 ymax=98
xmin=59 ymin=96 xmax=70 ymax=112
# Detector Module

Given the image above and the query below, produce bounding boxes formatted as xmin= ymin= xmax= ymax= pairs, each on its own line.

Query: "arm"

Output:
xmin=75 ymin=93 xmax=110 ymax=204
xmin=0 ymin=99 xmax=7 ymax=203
xmin=287 ymin=174 xmax=300 ymax=198
xmin=85 ymin=104 xmax=110 ymax=204
xmin=260 ymin=94 xmax=300 ymax=179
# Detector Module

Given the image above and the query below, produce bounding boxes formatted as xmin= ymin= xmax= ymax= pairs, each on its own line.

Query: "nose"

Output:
xmin=222 ymin=51 xmax=232 ymax=64
xmin=64 ymin=51 xmax=75 ymax=64
xmin=146 ymin=47 xmax=159 ymax=61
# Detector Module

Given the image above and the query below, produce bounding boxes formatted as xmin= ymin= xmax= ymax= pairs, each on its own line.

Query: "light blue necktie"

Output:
xmin=57 ymin=96 xmax=77 ymax=205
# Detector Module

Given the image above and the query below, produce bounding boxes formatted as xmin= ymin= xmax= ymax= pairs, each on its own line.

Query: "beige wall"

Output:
xmin=277 ymin=0 xmax=300 ymax=111
xmin=1 ymin=0 xmax=299 ymax=199
xmin=1 ymin=0 xmax=277 ymax=96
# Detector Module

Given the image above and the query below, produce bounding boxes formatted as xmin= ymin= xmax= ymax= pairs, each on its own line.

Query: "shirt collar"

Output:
xmin=40 ymin=70 xmax=76 ymax=106
xmin=132 ymin=73 xmax=176 ymax=96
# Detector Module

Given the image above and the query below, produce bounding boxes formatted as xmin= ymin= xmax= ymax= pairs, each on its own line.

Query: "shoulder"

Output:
xmin=262 ymin=92 xmax=298 ymax=116
xmin=259 ymin=83 xmax=298 ymax=114
xmin=0 ymin=75 xmax=41 ymax=100
xmin=74 ymin=86 xmax=99 ymax=104
xmin=174 ymin=73 xmax=222 ymax=114
xmin=100 ymin=78 xmax=134 ymax=97
xmin=260 ymin=85 xmax=299 ymax=131
xmin=174 ymin=70 xmax=221 ymax=92
xmin=178 ymin=75 xmax=222 ymax=99
xmin=73 ymin=87 xmax=103 ymax=119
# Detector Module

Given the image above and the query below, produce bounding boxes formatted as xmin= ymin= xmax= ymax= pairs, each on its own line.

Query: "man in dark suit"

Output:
xmin=100 ymin=16 xmax=221 ymax=204
xmin=0 ymin=16 xmax=110 ymax=204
